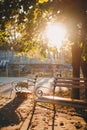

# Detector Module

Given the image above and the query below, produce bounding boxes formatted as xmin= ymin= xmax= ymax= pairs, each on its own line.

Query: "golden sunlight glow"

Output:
xmin=46 ymin=22 xmax=67 ymax=49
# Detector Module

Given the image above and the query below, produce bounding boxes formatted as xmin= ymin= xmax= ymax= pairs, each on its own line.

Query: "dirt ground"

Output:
xmin=0 ymin=83 xmax=87 ymax=130
xmin=0 ymin=93 xmax=87 ymax=130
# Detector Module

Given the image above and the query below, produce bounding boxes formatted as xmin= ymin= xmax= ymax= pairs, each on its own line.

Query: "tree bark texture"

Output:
xmin=72 ymin=43 xmax=81 ymax=99
xmin=81 ymin=59 xmax=87 ymax=100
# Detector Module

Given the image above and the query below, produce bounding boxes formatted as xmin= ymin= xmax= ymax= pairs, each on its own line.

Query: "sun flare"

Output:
xmin=45 ymin=22 xmax=67 ymax=49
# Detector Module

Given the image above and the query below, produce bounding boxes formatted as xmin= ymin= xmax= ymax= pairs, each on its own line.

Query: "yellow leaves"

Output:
xmin=79 ymin=42 xmax=83 ymax=48
xmin=38 ymin=0 xmax=48 ymax=4
xmin=26 ymin=47 xmax=40 ymax=58
xmin=82 ymin=53 xmax=87 ymax=61
xmin=15 ymin=52 xmax=25 ymax=57
xmin=82 ymin=56 xmax=86 ymax=61
xmin=81 ymin=41 xmax=87 ymax=61
xmin=33 ymin=8 xmax=38 ymax=23
xmin=42 ymin=11 xmax=48 ymax=18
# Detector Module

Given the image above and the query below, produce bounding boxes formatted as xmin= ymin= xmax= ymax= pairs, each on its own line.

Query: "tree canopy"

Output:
xmin=0 ymin=0 xmax=87 ymax=60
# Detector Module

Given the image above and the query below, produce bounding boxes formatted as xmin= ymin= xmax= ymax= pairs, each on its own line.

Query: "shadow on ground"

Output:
xmin=78 ymin=110 xmax=87 ymax=122
xmin=0 ymin=96 xmax=26 ymax=128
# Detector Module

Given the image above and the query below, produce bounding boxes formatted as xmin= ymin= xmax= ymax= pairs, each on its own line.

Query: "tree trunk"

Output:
xmin=81 ymin=59 xmax=87 ymax=101
xmin=72 ymin=43 xmax=81 ymax=99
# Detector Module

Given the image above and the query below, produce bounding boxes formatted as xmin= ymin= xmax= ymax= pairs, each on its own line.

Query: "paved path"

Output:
xmin=0 ymin=77 xmax=54 ymax=97
xmin=0 ymin=77 xmax=29 ymax=86
xmin=0 ymin=77 xmax=53 ymax=85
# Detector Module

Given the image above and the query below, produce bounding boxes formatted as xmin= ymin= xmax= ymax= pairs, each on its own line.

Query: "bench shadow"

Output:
xmin=82 ymin=112 xmax=87 ymax=122
xmin=52 ymin=105 xmax=56 ymax=130
xmin=77 ymin=109 xmax=87 ymax=122
xmin=0 ymin=96 xmax=26 ymax=128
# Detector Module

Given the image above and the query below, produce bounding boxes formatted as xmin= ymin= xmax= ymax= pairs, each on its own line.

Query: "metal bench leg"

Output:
xmin=52 ymin=104 xmax=56 ymax=130
xmin=27 ymin=101 xmax=37 ymax=130
xmin=9 ymin=88 xmax=13 ymax=99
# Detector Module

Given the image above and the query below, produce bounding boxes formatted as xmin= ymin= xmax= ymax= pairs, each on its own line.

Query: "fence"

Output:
xmin=0 ymin=63 xmax=72 ymax=77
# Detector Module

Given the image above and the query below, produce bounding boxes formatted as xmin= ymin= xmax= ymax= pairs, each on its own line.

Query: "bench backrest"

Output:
xmin=54 ymin=77 xmax=87 ymax=89
xmin=53 ymin=76 xmax=87 ymax=98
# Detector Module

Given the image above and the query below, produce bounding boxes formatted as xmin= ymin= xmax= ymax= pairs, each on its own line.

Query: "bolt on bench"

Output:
xmin=29 ymin=75 xmax=87 ymax=129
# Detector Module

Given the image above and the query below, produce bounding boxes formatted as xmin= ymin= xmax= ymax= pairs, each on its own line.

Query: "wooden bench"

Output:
xmin=35 ymin=76 xmax=87 ymax=109
xmin=11 ymin=75 xmax=38 ymax=98
xmin=28 ymin=75 xmax=87 ymax=129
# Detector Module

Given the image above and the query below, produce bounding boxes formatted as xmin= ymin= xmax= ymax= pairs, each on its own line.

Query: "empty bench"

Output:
xmin=28 ymin=76 xmax=87 ymax=129
xmin=35 ymin=76 xmax=87 ymax=109
xmin=11 ymin=75 xmax=38 ymax=98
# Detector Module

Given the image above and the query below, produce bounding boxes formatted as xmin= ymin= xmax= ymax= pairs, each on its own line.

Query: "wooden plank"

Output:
xmin=56 ymin=77 xmax=87 ymax=80
xmin=54 ymin=84 xmax=85 ymax=88
xmin=36 ymin=96 xmax=87 ymax=109
xmin=55 ymin=80 xmax=87 ymax=84
xmin=54 ymin=77 xmax=87 ymax=88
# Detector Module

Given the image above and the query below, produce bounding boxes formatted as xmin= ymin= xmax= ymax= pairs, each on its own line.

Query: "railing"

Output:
xmin=7 ymin=63 xmax=71 ymax=77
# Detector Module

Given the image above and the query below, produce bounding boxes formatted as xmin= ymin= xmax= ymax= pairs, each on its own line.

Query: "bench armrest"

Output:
xmin=34 ymin=85 xmax=53 ymax=97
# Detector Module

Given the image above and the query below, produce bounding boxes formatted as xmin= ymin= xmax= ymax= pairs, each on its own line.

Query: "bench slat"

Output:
xmin=55 ymin=84 xmax=85 ymax=88
xmin=56 ymin=77 xmax=87 ymax=80
xmin=36 ymin=96 xmax=87 ymax=109
xmin=55 ymin=80 xmax=87 ymax=85
xmin=54 ymin=77 xmax=87 ymax=88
